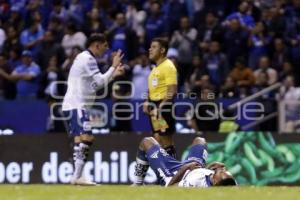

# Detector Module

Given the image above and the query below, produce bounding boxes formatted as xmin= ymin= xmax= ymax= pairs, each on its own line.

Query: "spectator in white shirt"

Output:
xmin=254 ymin=56 xmax=278 ymax=85
xmin=0 ymin=19 xmax=6 ymax=51
xmin=132 ymin=51 xmax=151 ymax=99
xmin=281 ymin=76 xmax=300 ymax=120
xmin=62 ymin=23 xmax=87 ymax=56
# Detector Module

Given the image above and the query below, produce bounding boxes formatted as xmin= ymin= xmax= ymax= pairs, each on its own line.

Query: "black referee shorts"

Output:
xmin=148 ymin=100 xmax=175 ymax=136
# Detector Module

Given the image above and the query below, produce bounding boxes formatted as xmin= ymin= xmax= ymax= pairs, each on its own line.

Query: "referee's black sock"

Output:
xmin=164 ymin=145 xmax=177 ymax=159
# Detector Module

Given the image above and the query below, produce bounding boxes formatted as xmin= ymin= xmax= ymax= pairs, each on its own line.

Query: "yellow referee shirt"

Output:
xmin=148 ymin=59 xmax=177 ymax=101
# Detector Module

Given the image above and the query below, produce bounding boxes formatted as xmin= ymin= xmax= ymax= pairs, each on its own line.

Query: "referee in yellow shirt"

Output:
xmin=143 ymin=37 xmax=178 ymax=158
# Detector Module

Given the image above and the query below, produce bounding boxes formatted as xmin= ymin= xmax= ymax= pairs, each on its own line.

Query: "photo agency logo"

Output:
xmin=50 ymin=81 xmax=265 ymax=127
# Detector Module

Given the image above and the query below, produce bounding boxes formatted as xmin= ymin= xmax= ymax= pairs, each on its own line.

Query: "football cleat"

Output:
xmin=70 ymin=177 xmax=97 ymax=186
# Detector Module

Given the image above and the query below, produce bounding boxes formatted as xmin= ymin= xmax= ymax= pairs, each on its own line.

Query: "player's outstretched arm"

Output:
xmin=166 ymin=162 xmax=201 ymax=187
xmin=92 ymin=49 xmax=124 ymax=86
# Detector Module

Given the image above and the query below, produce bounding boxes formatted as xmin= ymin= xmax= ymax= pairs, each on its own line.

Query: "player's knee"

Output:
xmin=80 ymin=134 xmax=94 ymax=142
xmin=192 ymin=137 xmax=207 ymax=146
xmin=140 ymin=137 xmax=157 ymax=150
xmin=74 ymin=136 xmax=81 ymax=144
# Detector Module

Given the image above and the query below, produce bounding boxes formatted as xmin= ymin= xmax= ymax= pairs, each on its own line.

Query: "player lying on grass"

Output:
xmin=133 ymin=137 xmax=237 ymax=187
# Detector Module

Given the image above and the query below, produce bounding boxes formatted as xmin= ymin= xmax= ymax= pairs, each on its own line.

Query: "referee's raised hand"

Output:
xmin=112 ymin=49 xmax=124 ymax=68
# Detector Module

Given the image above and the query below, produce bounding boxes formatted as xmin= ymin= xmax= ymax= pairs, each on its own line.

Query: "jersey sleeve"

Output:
xmin=83 ymin=56 xmax=100 ymax=76
xmin=164 ymin=64 xmax=177 ymax=85
xmin=92 ymin=67 xmax=115 ymax=88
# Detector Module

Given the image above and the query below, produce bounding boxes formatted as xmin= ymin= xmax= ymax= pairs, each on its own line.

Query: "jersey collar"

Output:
xmin=156 ymin=57 xmax=168 ymax=67
xmin=86 ymin=49 xmax=96 ymax=59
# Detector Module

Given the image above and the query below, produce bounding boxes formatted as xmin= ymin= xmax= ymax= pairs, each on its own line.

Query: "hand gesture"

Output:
xmin=112 ymin=64 xmax=125 ymax=78
xmin=112 ymin=49 xmax=124 ymax=68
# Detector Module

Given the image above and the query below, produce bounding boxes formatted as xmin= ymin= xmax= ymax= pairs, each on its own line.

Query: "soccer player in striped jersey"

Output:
xmin=62 ymin=34 xmax=124 ymax=185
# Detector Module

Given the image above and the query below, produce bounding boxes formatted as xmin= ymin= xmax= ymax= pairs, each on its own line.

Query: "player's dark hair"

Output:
xmin=216 ymin=178 xmax=237 ymax=186
xmin=152 ymin=37 xmax=169 ymax=56
xmin=86 ymin=33 xmax=107 ymax=48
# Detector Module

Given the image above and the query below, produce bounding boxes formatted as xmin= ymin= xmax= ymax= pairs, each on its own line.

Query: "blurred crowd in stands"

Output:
xmin=0 ymin=0 xmax=300 ymax=133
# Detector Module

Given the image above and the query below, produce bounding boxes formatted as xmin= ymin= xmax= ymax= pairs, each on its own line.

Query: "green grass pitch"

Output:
xmin=1 ymin=185 xmax=299 ymax=200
